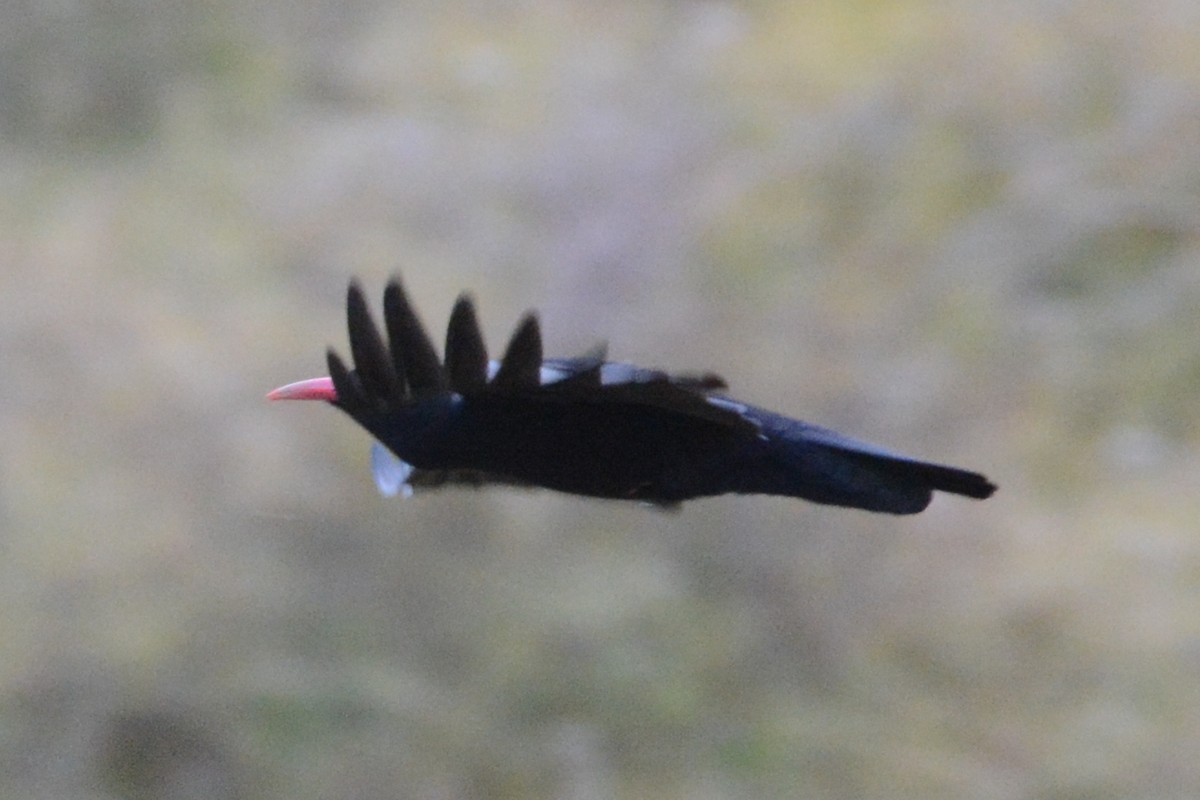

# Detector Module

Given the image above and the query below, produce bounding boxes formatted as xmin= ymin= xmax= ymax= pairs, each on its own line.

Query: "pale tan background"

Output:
xmin=2 ymin=1 xmax=1199 ymax=798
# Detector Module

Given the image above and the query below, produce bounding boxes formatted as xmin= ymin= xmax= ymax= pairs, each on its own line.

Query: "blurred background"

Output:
xmin=3 ymin=1 xmax=1199 ymax=798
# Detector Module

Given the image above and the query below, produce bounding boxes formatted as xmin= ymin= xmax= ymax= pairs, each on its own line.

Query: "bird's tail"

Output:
xmin=736 ymin=410 xmax=996 ymax=514
xmin=880 ymin=457 xmax=996 ymax=500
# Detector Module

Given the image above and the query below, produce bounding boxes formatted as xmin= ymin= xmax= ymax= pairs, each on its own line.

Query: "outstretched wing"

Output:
xmin=333 ymin=277 xmax=758 ymax=435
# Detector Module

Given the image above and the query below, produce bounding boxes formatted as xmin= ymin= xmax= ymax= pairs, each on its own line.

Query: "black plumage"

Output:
xmin=271 ymin=277 xmax=996 ymax=514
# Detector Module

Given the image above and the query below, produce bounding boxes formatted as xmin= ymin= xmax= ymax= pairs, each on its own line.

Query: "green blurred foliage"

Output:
xmin=1 ymin=1 xmax=1198 ymax=798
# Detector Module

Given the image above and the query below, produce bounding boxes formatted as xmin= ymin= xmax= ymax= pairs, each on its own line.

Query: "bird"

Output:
xmin=268 ymin=277 xmax=996 ymax=514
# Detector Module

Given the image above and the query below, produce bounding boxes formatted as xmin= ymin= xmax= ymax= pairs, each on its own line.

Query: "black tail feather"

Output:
xmin=900 ymin=460 xmax=996 ymax=500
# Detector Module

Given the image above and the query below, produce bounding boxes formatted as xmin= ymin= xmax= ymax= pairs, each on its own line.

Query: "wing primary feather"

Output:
xmin=491 ymin=313 xmax=543 ymax=389
xmin=383 ymin=276 xmax=446 ymax=395
xmin=347 ymin=281 xmax=402 ymax=402
xmin=444 ymin=293 xmax=488 ymax=393
xmin=326 ymin=349 xmax=364 ymax=409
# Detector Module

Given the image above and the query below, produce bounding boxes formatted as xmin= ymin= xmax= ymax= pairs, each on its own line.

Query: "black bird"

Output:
xmin=269 ymin=277 xmax=996 ymax=513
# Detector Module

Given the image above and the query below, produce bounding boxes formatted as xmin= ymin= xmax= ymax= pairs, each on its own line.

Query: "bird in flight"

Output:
xmin=268 ymin=277 xmax=995 ymax=513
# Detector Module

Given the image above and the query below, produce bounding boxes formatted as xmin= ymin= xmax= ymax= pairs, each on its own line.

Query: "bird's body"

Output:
xmin=269 ymin=278 xmax=996 ymax=514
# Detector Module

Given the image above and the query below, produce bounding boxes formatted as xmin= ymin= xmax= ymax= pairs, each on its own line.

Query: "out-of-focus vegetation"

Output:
xmin=2 ymin=1 xmax=1198 ymax=797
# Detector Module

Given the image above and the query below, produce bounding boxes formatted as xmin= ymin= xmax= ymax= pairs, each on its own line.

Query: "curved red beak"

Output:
xmin=266 ymin=376 xmax=338 ymax=402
